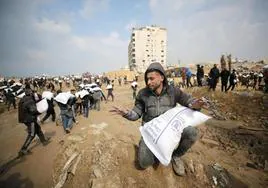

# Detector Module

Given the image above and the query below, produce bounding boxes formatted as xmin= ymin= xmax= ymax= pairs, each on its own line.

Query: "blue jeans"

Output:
xmin=61 ymin=114 xmax=73 ymax=130
xmin=83 ymin=106 xmax=89 ymax=118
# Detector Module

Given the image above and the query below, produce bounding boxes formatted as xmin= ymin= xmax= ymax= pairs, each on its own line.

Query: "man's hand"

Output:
xmin=109 ymin=106 xmax=129 ymax=116
xmin=189 ymin=98 xmax=208 ymax=110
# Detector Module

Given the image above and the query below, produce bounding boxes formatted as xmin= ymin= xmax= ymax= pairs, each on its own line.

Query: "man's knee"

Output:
xmin=182 ymin=126 xmax=199 ymax=142
xmin=138 ymin=139 xmax=155 ymax=169
xmin=138 ymin=152 xmax=154 ymax=169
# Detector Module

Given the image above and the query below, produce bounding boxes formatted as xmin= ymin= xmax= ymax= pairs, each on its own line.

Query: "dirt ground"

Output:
xmin=0 ymin=80 xmax=267 ymax=188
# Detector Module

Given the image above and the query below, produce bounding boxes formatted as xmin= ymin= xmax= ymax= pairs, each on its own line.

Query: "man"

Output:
xmin=92 ymin=88 xmax=106 ymax=111
xmin=82 ymin=94 xmax=90 ymax=118
xmin=56 ymin=91 xmax=74 ymax=133
xmin=70 ymin=88 xmax=78 ymax=123
xmin=18 ymin=89 xmax=49 ymax=156
xmin=106 ymin=82 xmax=114 ymax=101
xmin=40 ymin=97 xmax=56 ymax=124
xmin=196 ymin=65 xmax=203 ymax=87
xmin=227 ymin=69 xmax=237 ymax=91
xmin=118 ymin=77 xmax=122 ymax=86
xmin=7 ymin=89 xmax=16 ymax=110
xmin=110 ymin=62 xmax=205 ymax=176
xmin=209 ymin=64 xmax=220 ymax=91
xmin=186 ymin=68 xmax=193 ymax=88
xmin=220 ymin=68 xmax=230 ymax=92
xmin=75 ymin=95 xmax=83 ymax=115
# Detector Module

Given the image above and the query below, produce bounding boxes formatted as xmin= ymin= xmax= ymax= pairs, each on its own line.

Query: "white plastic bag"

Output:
xmin=139 ymin=106 xmax=211 ymax=166
xmin=36 ymin=98 xmax=48 ymax=113
xmin=42 ymin=91 xmax=54 ymax=100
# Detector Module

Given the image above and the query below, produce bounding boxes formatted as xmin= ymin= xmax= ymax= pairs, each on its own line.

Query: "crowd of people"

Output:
xmin=168 ymin=62 xmax=268 ymax=93
xmin=0 ymin=75 xmax=120 ymax=157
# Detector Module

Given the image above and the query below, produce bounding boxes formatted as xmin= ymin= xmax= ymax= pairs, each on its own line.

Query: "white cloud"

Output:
xmin=79 ymin=0 xmax=110 ymax=19
xmin=149 ymin=0 xmax=268 ymax=65
xmin=0 ymin=0 xmax=128 ymax=76
xmin=27 ymin=49 xmax=47 ymax=60
xmin=72 ymin=32 xmax=128 ymax=56
xmin=149 ymin=0 xmax=158 ymax=9
xmin=35 ymin=18 xmax=71 ymax=34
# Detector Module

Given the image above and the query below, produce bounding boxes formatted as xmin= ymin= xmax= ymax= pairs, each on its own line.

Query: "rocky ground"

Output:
xmin=0 ymin=80 xmax=268 ymax=188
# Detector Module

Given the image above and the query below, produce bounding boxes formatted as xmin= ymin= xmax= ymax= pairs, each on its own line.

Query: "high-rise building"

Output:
xmin=128 ymin=25 xmax=167 ymax=73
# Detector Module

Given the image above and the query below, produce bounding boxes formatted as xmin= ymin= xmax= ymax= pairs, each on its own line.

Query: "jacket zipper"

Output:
xmin=156 ymin=96 xmax=160 ymax=116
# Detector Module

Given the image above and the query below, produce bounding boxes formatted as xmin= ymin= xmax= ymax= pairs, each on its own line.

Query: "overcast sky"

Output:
xmin=0 ymin=0 xmax=267 ymax=76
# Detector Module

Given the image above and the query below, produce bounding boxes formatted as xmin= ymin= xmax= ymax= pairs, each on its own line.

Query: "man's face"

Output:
xmin=146 ymin=71 xmax=164 ymax=91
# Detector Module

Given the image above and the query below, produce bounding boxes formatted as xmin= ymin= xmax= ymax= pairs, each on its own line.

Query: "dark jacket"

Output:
xmin=124 ymin=62 xmax=193 ymax=124
xmin=197 ymin=67 xmax=204 ymax=79
xmin=93 ymin=90 xmax=105 ymax=100
xmin=57 ymin=98 xmax=73 ymax=117
xmin=209 ymin=67 xmax=220 ymax=80
xmin=47 ymin=98 xmax=55 ymax=112
xmin=229 ymin=72 xmax=237 ymax=84
xmin=220 ymin=69 xmax=230 ymax=84
xmin=82 ymin=95 xmax=90 ymax=107
xmin=7 ymin=90 xmax=15 ymax=101
xmin=18 ymin=95 xmax=39 ymax=123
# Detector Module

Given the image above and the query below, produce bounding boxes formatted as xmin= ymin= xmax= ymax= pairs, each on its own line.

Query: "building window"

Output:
xmin=146 ymin=49 xmax=149 ymax=52
xmin=132 ymin=33 xmax=135 ymax=37
xmin=161 ymin=55 xmax=164 ymax=57
xmin=142 ymin=60 xmax=145 ymax=62
xmin=147 ymin=55 xmax=150 ymax=57
xmin=161 ymin=50 xmax=164 ymax=52
xmin=132 ymin=54 xmax=135 ymax=57
xmin=161 ymin=60 xmax=164 ymax=62
xmin=147 ymin=35 xmax=150 ymax=37
xmin=132 ymin=49 xmax=135 ymax=52
xmin=132 ymin=39 xmax=135 ymax=42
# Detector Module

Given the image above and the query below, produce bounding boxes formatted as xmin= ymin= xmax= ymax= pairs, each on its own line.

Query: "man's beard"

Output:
xmin=147 ymin=83 xmax=161 ymax=92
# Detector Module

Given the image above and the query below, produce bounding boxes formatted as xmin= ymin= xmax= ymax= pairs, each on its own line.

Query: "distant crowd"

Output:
xmin=167 ymin=60 xmax=268 ymax=93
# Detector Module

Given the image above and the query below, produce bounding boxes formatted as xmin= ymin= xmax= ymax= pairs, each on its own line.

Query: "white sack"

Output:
xmin=79 ymin=83 xmax=84 ymax=88
xmin=0 ymin=86 xmax=7 ymax=90
xmin=92 ymin=87 xmax=102 ymax=92
xmin=75 ymin=90 xmax=89 ymax=98
xmin=11 ymin=82 xmax=22 ymax=87
xmin=54 ymin=92 xmax=74 ymax=104
xmin=139 ymin=106 xmax=211 ymax=166
xmin=106 ymin=84 xmax=113 ymax=89
xmin=131 ymin=81 xmax=138 ymax=87
xmin=42 ymin=91 xmax=54 ymax=100
xmin=84 ymin=83 xmax=97 ymax=88
xmin=17 ymin=92 xmax=25 ymax=98
xmin=36 ymin=98 xmax=48 ymax=113
xmin=16 ymin=88 xmax=23 ymax=95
